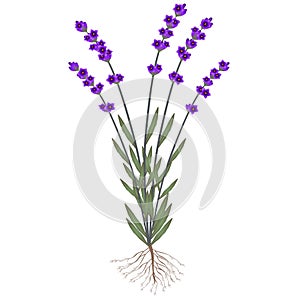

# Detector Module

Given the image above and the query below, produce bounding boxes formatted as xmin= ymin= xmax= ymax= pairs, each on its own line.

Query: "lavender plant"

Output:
xmin=69 ymin=4 xmax=230 ymax=294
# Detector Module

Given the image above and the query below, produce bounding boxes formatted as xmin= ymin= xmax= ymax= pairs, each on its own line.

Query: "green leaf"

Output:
xmin=118 ymin=115 xmax=134 ymax=144
xmin=123 ymin=163 xmax=135 ymax=182
xmin=146 ymin=146 xmax=152 ymax=173
xmin=154 ymin=195 xmax=168 ymax=222
xmin=143 ymin=201 xmax=154 ymax=218
xmin=171 ymin=138 xmax=186 ymax=162
xmin=112 ymin=138 xmax=128 ymax=163
xmin=126 ymin=218 xmax=147 ymax=245
xmin=159 ymin=179 xmax=178 ymax=199
xmin=151 ymin=218 xmax=173 ymax=244
xmin=125 ymin=204 xmax=146 ymax=236
xmin=120 ymin=179 xmax=138 ymax=199
xmin=159 ymin=114 xmax=174 ymax=147
xmin=146 ymin=107 xmax=159 ymax=144
xmin=152 ymin=203 xmax=172 ymax=236
xmin=130 ymin=146 xmax=141 ymax=173
xmin=154 ymin=157 xmax=162 ymax=182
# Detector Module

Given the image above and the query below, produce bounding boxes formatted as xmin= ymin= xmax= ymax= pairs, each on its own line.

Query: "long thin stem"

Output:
xmin=107 ymin=61 xmax=141 ymax=164
xmin=99 ymin=94 xmax=150 ymax=242
xmin=151 ymin=93 xmax=199 ymax=235
xmin=143 ymin=51 xmax=160 ymax=239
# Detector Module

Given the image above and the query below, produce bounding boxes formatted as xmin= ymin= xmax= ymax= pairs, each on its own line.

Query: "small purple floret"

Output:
xmin=68 ymin=62 xmax=79 ymax=71
xmin=196 ymin=85 xmax=204 ymax=94
xmin=75 ymin=21 xmax=87 ymax=32
xmin=77 ymin=68 xmax=88 ymax=79
xmin=99 ymin=49 xmax=112 ymax=62
xmin=173 ymin=4 xmax=187 ymax=16
xmin=210 ymin=68 xmax=221 ymax=79
xmin=106 ymin=103 xmax=115 ymax=112
xmin=169 ymin=72 xmax=184 ymax=84
xmin=186 ymin=38 xmax=197 ymax=49
xmin=186 ymin=104 xmax=198 ymax=114
xmin=147 ymin=64 xmax=162 ymax=76
xmin=201 ymin=88 xmax=211 ymax=98
xmin=99 ymin=104 xmax=107 ymax=112
xmin=89 ymin=30 xmax=98 ymax=42
xmin=203 ymin=76 xmax=213 ymax=86
xmin=200 ymin=17 xmax=213 ymax=29
xmin=219 ymin=60 xmax=230 ymax=71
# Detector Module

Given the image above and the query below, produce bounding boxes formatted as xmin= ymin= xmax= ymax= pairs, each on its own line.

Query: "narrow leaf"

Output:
xmin=171 ymin=138 xmax=186 ymax=162
xmin=153 ymin=203 xmax=172 ymax=235
xmin=118 ymin=115 xmax=134 ymax=144
xmin=112 ymin=138 xmax=128 ymax=163
xmin=120 ymin=179 xmax=137 ymax=199
xmin=123 ymin=163 xmax=135 ymax=181
xmin=152 ymin=218 xmax=173 ymax=244
xmin=125 ymin=204 xmax=146 ymax=236
xmin=146 ymin=107 xmax=159 ymax=144
xmin=126 ymin=218 xmax=147 ymax=245
xmin=130 ymin=146 xmax=141 ymax=172
xmin=160 ymin=179 xmax=178 ymax=199
xmin=159 ymin=114 xmax=174 ymax=147
xmin=154 ymin=195 xmax=169 ymax=222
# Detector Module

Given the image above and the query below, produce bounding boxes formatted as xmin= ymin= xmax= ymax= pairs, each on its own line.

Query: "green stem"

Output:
xmin=99 ymin=94 xmax=149 ymax=242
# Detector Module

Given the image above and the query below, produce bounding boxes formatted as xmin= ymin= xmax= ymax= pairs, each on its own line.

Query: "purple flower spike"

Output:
xmin=75 ymin=21 xmax=87 ymax=32
xmin=91 ymin=83 xmax=104 ymax=95
xmin=106 ymin=103 xmax=115 ymax=112
xmin=200 ymin=17 xmax=213 ymax=29
xmin=186 ymin=38 xmax=197 ymax=49
xmin=196 ymin=85 xmax=204 ymax=94
xmin=219 ymin=60 xmax=230 ymax=71
xmin=147 ymin=64 xmax=162 ymax=76
xmin=77 ymin=68 xmax=88 ymax=79
xmin=203 ymin=76 xmax=213 ymax=86
xmin=152 ymin=39 xmax=169 ymax=51
xmin=88 ymin=30 xmax=98 ymax=42
xmin=68 ymin=62 xmax=79 ymax=71
xmin=174 ymin=4 xmax=187 ymax=16
xmin=210 ymin=68 xmax=221 ymax=79
xmin=201 ymin=88 xmax=211 ymax=98
xmin=186 ymin=104 xmax=198 ymax=114
xmin=99 ymin=104 xmax=108 ymax=112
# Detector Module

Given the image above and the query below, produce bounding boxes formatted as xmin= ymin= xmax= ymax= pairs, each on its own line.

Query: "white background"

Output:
xmin=1 ymin=0 xmax=300 ymax=299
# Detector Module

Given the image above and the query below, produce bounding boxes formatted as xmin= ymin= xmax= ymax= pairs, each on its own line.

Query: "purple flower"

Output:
xmin=68 ymin=62 xmax=79 ymax=71
xmin=152 ymin=40 xmax=169 ymax=51
xmin=99 ymin=49 xmax=112 ymax=62
xmin=173 ymin=4 xmax=187 ymax=16
xmin=91 ymin=87 xmax=100 ymax=94
xmin=186 ymin=104 xmax=198 ymax=114
xmin=201 ymin=88 xmax=211 ymax=98
xmin=164 ymin=15 xmax=173 ymax=25
xmin=75 ymin=21 xmax=87 ymax=32
xmin=177 ymin=46 xmax=186 ymax=56
xmin=169 ymin=71 xmax=178 ymax=81
xmin=219 ymin=60 xmax=230 ymax=71
xmin=196 ymin=85 xmax=204 ymax=94
xmin=84 ymin=35 xmax=92 ymax=42
xmin=106 ymin=103 xmax=115 ymax=112
xmin=191 ymin=27 xmax=200 ymax=39
xmin=180 ymin=51 xmax=191 ymax=61
xmin=115 ymin=74 xmax=124 ymax=83
xmin=97 ymin=40 xmax=106 ymax=47
xmin=77 ymin=68 xmax=88 ymax=79
xmin=89 ymin=44 xmax=99 ymax=51
xmin=203 ymin=76 xmax=213 ymax=86
xmin=175 ymin=74 xmax=184 ymax=84
xmin=96 ymin=82 xmax=104 ymax=92
xmin=107 ymin=75 xmax=116 ymax=84
xmin=87 ymin=75 xmax=95 ymax=86
xmin=99 ymin=104 xmax=107 ymax=112
xmin=200 ymin=17 xmax=213 ymax=29
xmin=186 ymin=38 xmax=197 ymax=49
xmin=83 ymin=79 xmax=93 ymax=87
xmin=210 ymin=68 xmax=221 ymax=79
xmin=159 ymin=28 xmax=173 ymax=39
xmin=170 ymin=18 xmax=180 ymax=28
xmin=88 ymin=30 xmax=98 ymax=42
xmin=98 ymin=46 xmax=107 ymax=54
xmin=197 ymin=32 xmax=206 ymax=40
xmin=147 ymin=64 xmax=162 ymax=75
